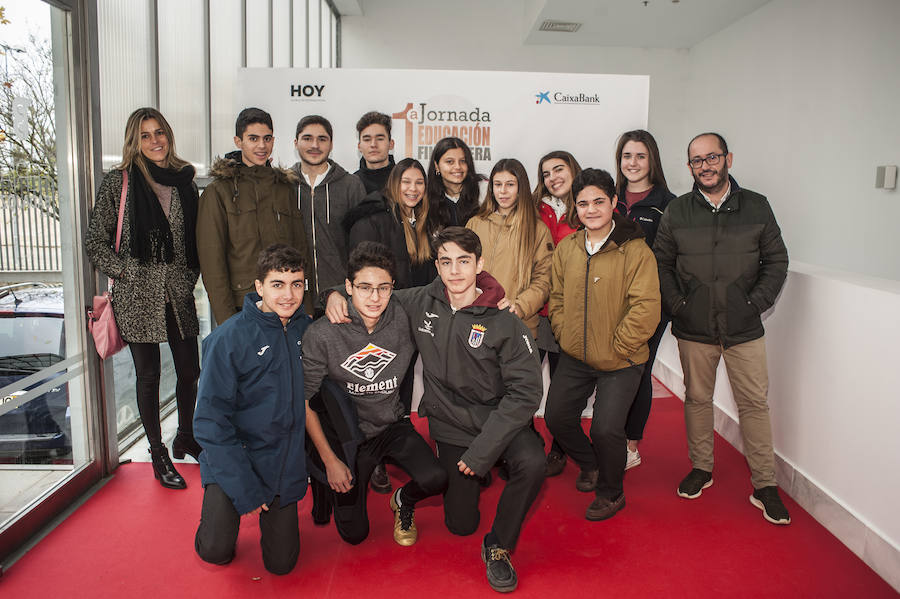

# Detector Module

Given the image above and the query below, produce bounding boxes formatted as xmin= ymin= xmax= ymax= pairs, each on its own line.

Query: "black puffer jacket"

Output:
xmin=654 ymin=177 xmax=788 ymax=348
xmin=615 ymin=184 xmax=675 ymax=249
xmin=392 ymin=273 xmax=542 ymax=476
xmin=343 ymin=191 xmax=436 ymax=288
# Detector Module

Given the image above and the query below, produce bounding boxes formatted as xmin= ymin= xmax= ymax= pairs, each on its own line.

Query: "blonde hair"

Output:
xmin=386 ymin=158 xmax=432 ymax=265
xmin=478 ymin=158 xmax=540 ymax=288
xmin=116 ymin=107 xmax=190 ymax=181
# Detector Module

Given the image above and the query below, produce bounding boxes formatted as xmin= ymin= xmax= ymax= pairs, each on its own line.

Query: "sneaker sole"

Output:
xmin=481 ymin=549 xmax=518 ymax=593
xmin=677 ymin=478 xmax=713 ymax=499
xmin=749 ymin=494 xmax=791 ymax=525
xmin=625 ymin=455 xmax=641 ymax=470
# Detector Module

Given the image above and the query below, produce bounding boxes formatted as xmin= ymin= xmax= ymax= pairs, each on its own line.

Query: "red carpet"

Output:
xmin=1 ymin=389 xmax=895 ymax=598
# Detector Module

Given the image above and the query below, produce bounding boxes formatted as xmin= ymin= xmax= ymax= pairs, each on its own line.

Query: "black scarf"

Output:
xmin=127 ymin=163 xmax=199 ymax=268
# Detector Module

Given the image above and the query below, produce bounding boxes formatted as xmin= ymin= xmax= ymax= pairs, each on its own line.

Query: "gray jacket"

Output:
xmin=290 ymin=160 xmax=366 ymax=300
xmin=302 ymin=300 xmax=414 ymax=440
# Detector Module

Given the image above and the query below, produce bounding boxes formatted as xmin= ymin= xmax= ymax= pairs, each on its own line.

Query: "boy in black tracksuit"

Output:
xmin=303 ymin=242 xmax=447 ymax=546
xmin=325 ymin=227 xmax=544 ymax=593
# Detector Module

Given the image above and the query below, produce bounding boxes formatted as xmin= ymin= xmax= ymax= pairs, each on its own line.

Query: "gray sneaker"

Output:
xmin=750 ymin=486 xmax=791 ymax=525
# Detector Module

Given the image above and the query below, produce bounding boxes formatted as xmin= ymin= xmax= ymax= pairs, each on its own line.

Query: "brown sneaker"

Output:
xmin=370 ymin=462 xmax=392 ymax=494
xmin=389 ymin=489 xmax=417 ymax=546
xmin=585 ymin=493 xmax=625 ymax=521
xmin=575 ymin=469 xmax=599 ymax=492
xmin=545 ymin=451 xmax=567 ymax=477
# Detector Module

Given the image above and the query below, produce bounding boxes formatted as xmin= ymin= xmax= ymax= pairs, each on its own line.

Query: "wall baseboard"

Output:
xmin=653 ymin=357 xmax=900 ymax=593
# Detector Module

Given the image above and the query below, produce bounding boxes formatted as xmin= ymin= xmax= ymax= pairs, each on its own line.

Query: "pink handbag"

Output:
xmin=88 ymin=171 xmax=128 ymax=359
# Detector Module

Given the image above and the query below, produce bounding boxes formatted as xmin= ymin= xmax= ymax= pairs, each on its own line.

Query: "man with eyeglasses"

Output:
xmin=302 ymin=241 xmax=447 ymax=547
xmin=654 ymin=132 xmax=790 ymax=525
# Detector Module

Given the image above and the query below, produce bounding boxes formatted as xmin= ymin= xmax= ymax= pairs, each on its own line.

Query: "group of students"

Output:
xmin=85 ymin=105 xmax=790 ymax=593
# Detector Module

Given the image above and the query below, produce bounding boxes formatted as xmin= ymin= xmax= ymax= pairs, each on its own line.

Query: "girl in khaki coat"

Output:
xmin=465 ymin=159 xmax=553 ymax=338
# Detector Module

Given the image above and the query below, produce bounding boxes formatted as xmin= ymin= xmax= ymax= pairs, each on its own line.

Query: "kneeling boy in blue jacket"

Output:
xmin=193 ymin=243 xmax=310 ymax=575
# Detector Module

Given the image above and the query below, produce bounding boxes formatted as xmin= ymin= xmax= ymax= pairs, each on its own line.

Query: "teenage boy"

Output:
xmin=654 ymin=133 xmax=790 ymax=524
xmin=290 ymin=115 xmax=366 ymax=303
xmin=303 ymin=241 xmax=447 ymax=546
xmin=354 ymin=111 xmax=395 ymax=194
xmin=544 ymin=168 xmax=660 ymax=521
xmin=198 ymin=107 xmax=309 ymax=325
xmin=325 ymin=227 xmax=544 ymax=593
xmin=193 ymin=244 xmax=310 ymax=575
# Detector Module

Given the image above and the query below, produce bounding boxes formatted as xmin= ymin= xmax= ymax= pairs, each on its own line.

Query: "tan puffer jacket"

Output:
xmin=548 ymin=213 xmax=661 ymax=371
xmin=466 ymin=211 xmax=553 ymax=338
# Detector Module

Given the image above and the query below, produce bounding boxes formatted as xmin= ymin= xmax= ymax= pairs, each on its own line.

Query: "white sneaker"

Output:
xmin=625 ymin=446 xmax=641 ymax=470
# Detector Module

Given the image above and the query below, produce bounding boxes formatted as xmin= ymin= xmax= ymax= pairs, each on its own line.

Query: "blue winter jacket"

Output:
xmin=194 ymin=293 xmax=310 ymax=514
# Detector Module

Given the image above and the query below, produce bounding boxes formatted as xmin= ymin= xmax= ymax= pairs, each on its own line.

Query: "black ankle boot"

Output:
xmin=172 ymin=429 xmax=202 ymax=461
xmin=149 ymin=445 xmax=187 ymax=489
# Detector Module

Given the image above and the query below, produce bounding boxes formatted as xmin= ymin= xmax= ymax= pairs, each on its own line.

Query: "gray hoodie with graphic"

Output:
xmin=301 ymin=299 xmax=413 ymax=440
xmin=290 ymin=159 xmax=366 ymax=301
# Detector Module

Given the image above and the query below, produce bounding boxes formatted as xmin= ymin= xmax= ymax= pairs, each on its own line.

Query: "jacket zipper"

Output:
xmin=310 ymin=183 xmax=320 ymax=292
xmin=582 ymin=252 xmax=593 ymax=362
xmin=274 ymin=322 xmax=294 ymax=494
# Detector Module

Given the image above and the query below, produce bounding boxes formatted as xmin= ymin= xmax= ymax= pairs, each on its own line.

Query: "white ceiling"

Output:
xmin=339 ymin=0 xmax=771 ymax=50
xmin=524 ymin=0 xmax=770 ymax=49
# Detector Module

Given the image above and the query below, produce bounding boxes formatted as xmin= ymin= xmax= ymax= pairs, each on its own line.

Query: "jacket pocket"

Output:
xmin=725 ymin=281 xmax=760 ymax=336
xmin=677 ymin=279 xmax=711 ymax=337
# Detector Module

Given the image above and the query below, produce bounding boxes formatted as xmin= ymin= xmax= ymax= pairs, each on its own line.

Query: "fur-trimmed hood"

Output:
xmin=208 ymin=150 xmax=298 ymax=185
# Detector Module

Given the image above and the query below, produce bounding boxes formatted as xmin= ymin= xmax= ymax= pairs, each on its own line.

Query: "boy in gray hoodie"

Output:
xmin=302 ymin=241 xmax=447 ymax=547
xmin=290 ymin=115 xmax=366 ymax=304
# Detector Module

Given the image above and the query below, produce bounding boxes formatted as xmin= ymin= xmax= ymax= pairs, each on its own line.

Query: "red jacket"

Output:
xmin=538 ymin=200 xmax=578 ymax=316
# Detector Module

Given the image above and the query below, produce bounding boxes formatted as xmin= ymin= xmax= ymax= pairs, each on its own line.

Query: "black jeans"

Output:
xmin=194 ymin=484 xmax=300 ymax=575
xmin=311 ymin=419 xmax=447 ymax=545
xmin=538 ymin=348 xmax=564 ymax=456
xmin=624 ymin=317 xmax=668 ymax=441
xmin=436 ymin=427 xmax=545 ymax=551
xmin=545 ymin=353 xmax=643 ymax=499
xmin=128 ymin=303 xmax=199 ymax=448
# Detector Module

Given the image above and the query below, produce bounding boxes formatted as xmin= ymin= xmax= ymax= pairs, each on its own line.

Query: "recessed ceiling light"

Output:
xmin=539 ymin=20 xmax=582 ymax=33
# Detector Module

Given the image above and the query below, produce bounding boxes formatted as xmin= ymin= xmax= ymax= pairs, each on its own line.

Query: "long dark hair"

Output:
xmin=614 ymin=129 xmax=669 ymax=194
xmin=385 ymin=158 xmax=431 ymax=265
xmin=426 ymin=137 xmax=482 ymax=229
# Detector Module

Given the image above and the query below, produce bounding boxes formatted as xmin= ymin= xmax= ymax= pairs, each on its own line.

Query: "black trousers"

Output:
xmin=128 ymin=303 xmax=199 ymax=447
xmin=311 ymin=419 xmax=447 ymax=545
xmin=624 ymin=317 xmax=668 ymax=441
xmin=545 ymin=353 xmax=643 ymax=499
xmin=194 ymin=484 xmax=300 ymax=575
xmin=436 ymin=427 xmax=545 ymax=551
xmin=538 ymin=348 xmax=565 ymax=456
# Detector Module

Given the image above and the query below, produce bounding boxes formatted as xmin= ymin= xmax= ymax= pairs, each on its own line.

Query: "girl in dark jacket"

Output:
xmin=85 ymin=107 xmax=201 ymax=490
xmin=345 ymin=158 xmax=436 ymax=288
xmin=613 ymin=129 xmax=675 ymax=471
xmin=425 ymin=137 xmax=485 ymax=231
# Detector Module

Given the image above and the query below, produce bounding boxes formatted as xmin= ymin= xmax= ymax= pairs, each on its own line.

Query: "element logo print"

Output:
xmin=468 ymin=324 xmax=487 ymax=348
xmin=535 ymin=91 xmax=551 ymax=104
xmin=341 ymin=343 xmax=397 ymax=382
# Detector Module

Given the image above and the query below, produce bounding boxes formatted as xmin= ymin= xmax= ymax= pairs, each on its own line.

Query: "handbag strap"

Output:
xmin=114 ymin=170 xmax=128 ymax=253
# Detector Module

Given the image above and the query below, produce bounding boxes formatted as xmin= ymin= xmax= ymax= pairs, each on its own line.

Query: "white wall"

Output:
xmin=684 ymin=0 xmax=900 ymax=281
xmin=341 ymin=0 xmax=693 ymax=194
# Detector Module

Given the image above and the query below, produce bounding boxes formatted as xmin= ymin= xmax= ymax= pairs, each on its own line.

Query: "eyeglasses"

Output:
xmin=575 ymin=198 xmax=609 ymax=210
xmin=352 ymin=283 xmax=394 ymax=297
xmin=688 ymin=153 xmax=726 ymax=169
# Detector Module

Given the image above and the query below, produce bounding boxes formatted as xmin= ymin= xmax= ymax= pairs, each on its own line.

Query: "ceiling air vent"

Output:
xmin=539 ymin=20 xmax=582 ymax=33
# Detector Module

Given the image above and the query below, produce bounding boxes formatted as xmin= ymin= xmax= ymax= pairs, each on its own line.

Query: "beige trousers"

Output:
xmin=677 ymin=336 xmax=776 ymax=489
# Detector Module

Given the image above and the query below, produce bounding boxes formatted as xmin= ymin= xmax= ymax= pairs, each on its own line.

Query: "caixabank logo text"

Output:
xmin=534 ymin=90 xmax=601 ymax=105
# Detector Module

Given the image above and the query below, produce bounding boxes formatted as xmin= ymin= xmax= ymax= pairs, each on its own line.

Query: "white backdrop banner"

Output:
xmin=234 ymin=68 xmax=648 ymax=178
